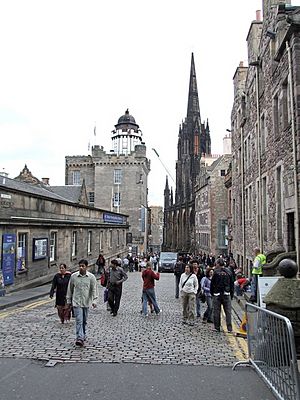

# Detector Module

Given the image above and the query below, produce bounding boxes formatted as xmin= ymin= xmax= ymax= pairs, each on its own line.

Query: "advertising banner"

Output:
xmin=1 ymin=233 xmax=16 ymax=285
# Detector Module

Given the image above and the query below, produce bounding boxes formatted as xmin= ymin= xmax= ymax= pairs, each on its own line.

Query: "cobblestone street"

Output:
xmin=0 ymin=273 xmax=246 ymax=366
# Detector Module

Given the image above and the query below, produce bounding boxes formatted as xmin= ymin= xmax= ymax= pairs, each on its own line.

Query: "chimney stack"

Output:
xmin=42 ymin=178 xmax=49 ymax=185
xmin=256 ymin=10 xmax=262 ymax=22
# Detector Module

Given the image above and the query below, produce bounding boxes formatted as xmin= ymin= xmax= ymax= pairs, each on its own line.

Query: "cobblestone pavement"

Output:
xmin=0 ymin=273 xmax=246 ymax=366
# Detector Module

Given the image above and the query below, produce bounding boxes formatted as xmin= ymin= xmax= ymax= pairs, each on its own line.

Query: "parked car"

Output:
xmin=158 ymin=252 xmax=178 ymax=272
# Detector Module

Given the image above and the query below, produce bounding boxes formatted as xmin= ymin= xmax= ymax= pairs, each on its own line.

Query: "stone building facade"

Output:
xmin=0 ymin=167 xmax=129 ymax=291
xmin=163 ymin=53 xmax=211 ymax=253
xmin=230 ymin=1 xmax=300 ymax=275
xmin=65 ymin=110 xmax=150 ymax=256
xmin=148 ymin=205 xmax=163 ymax=254
xmin=195 ymin=154 xmax=231 ymax=257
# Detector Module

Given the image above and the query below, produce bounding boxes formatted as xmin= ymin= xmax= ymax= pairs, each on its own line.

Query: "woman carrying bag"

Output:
xmin=179 ymin=263 xmax=198 ymax=326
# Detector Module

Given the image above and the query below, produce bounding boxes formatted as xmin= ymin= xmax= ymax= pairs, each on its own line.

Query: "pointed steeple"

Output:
xmin=186 ymin=53 xmax=201 ymax=121
xmin=164 ymin=176 xmax=170 ymax=208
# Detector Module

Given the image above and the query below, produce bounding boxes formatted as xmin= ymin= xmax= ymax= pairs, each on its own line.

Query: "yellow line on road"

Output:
xmin=0 ymin=298 xmax=53 ymax=319
xmin=221 ymin=311 xmax=248 ymax=361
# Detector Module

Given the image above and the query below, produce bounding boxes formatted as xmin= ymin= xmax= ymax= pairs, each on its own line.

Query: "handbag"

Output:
xmin=200 ymin=291 xmax=206 ymax=303
xmin=100 ymin=273 xmax=107 ymax=287
xmin=103 ymin=288 xmax=108 ymax=303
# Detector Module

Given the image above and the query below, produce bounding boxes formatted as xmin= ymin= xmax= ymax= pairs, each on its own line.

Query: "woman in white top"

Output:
xmin=179 ymin=263 xmax=198 ymax=326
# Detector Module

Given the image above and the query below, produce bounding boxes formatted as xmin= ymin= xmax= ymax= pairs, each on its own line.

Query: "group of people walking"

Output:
xmin=50 ymin=249 xmax=264 ymax=347
xmin=175 ymin=257 xmax=234 ymax=331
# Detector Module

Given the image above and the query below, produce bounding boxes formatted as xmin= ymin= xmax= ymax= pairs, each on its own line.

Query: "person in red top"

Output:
xmin=142 ymin=261 xmax=162 ymax=316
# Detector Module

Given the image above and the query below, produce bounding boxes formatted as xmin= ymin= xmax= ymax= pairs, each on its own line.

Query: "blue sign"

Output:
xmin=1 ymin=234 xmax=16 ymax=285
xmin=103 ymin=213 xmax=125 ymax=224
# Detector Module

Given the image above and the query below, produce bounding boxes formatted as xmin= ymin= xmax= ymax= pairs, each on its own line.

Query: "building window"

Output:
xmin=87 ymin=231 xmax=92 ymax=254
xmin=17 ymin=232 xmax=27 ymax=272
xmin=273 ymin=94 xmax=279 ymax=138
xmin=260 ymin=113 xmax=266 ymax=154
xmin=99 ymin=230 xmax=103 ymax=250
xmin=113 ymin=193 xmax=121 ymax=207
xmin=262 ymin=176 xmax=268 ymax=241
xmin=194 ymin=135 xmax=199 ymax=155
xmin=72 ymin=171 xmax=80 ymax=185
xmin=109 ymin=230 xmax=112 ymax=248
xmin=89 ymin=192 xmax=95 ymax=203
xmin=282 ymin=81 xmax=291 ymax=129
xmin=114 ymin=169 xmax=122 ymax=184
xmin=117 ymin=230 xmax=120 ymax=247
xmin=276 ymin=166 xmax=283 ymax=241
xmin=50 ymin=231 xmax=57 ymax=262
xmin=218 ymin=219 xmax=228 ymax=248
xmin=72 ymin=231 xmax=77 ymax=257
xmin=220 ymin=169 xmax=226 ymax=177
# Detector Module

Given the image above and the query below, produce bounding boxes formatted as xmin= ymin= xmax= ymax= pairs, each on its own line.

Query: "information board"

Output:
xmin=258 ymin=276 xmax=280 ymax=308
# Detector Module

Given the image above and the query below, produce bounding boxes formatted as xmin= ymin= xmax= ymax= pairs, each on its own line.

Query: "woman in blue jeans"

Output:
xmin=202 ymin=268 xmax=213 ymax=323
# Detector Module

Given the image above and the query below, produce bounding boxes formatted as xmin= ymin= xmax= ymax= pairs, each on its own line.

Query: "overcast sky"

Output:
xmin=0 ymin=0 xmax=288 ymax=206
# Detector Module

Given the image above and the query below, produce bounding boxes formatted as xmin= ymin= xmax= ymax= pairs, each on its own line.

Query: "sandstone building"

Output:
xmin=0 ymin=166 xmax=129 ymax=290
xmin=230 ymin=1 xmax=300 ymax=275
xmin=195 ymin=153 xmax=231 ymax=257
xmin=65 ymin=110 xmax=150 ymax=255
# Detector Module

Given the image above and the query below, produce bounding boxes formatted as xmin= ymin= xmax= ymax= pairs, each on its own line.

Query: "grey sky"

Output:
xmin=0 ymin=0 xmax=276 ymax=206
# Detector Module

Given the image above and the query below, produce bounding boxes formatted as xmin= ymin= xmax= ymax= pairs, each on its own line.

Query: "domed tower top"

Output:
xmin=111 ymin=109 xmax=143 ymax=155
xmin=115 ymin=109 xmax=139 ymax=130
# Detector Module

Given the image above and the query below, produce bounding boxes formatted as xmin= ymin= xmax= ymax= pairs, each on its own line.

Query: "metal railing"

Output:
xmin=233 ymin=303 xmax=300 ymax=400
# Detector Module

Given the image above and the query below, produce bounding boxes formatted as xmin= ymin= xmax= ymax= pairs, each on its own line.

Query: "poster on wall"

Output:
xmin=1 ymin=233 xmax=16 ymax=285
xmin=17 ymin=246 xmax=26 ymax=271
xmin=33 ymin=238 xmax=48 ymax=260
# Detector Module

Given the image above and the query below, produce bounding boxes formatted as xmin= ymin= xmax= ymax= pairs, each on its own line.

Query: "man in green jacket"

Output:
xmin=66 ymin=259 xmax=98 ymax=347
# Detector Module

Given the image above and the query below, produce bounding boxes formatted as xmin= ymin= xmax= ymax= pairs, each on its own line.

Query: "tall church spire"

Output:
xmin=186 ymin=52 xmax=201 ymax=121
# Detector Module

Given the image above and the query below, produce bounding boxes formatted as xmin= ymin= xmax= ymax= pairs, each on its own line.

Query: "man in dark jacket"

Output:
xmin=107 ymin=259 xmax=128 ymax=316
xmin=210 ymin=258 xmax=234 ymax=333
xmin=174 ymin=256 xmax=185 ymax=298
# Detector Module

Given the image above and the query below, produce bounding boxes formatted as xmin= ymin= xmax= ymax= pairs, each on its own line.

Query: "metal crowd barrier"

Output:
xmin=233 ymin=303 xmax=300 ymax=400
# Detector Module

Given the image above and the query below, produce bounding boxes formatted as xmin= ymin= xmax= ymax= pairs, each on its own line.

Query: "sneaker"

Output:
xmin=156 ymin=309 xmax=162 ymax=315
xmin=188 ymin=321 xmax=195 ymax=326
xmin=207 ymin=320 xmax=214 ymax=324
xmin=182 ymin=320 xmax=188 ymax=325
xmin=212 ymin=328 xmax=220 ymax=332
xmin=75 ymin=339 xmax=84 ymax=347
xmin=202 ymin=319 xmax=207 ymax=324
xmin=227 ymin=329 xmax=233 ymax=334
xmin=112 ymin=312 xmax=117 ymax=317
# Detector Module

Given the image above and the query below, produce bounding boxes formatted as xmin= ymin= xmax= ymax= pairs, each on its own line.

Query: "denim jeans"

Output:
xmin=175 ymin=275 xmax=181 ymax=298
xmin=142 ymin=288 xmax=160 ymax=315
xmin=251 ymin=275 xmax=260 ymax=301
xmin=73 ymin=306 xmax=89 ymax=340
xmin=212 ymin=294 xmax=232 ymax=331
xmin=203 ymin=295 xmax=213 ymax=322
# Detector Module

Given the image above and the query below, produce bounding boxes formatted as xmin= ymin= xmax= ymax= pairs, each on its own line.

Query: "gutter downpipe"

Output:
xmin=240 ymin=123 xmax=246 ymax=273
xmin=286 ymin=40 xmax=300 ymax=271
xmin=254 ymin=63 xmax=264 ymax=252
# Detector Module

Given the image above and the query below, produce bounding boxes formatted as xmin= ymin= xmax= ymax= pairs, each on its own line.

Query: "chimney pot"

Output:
xmin=256 ymin=10 xmax=262 ymax=22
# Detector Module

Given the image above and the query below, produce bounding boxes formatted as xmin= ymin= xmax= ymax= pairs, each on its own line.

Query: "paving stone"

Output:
xmin=0 ymin=273 xmax=244 ymax=366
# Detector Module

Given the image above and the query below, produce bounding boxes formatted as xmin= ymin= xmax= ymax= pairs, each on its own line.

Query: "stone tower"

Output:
xmin=163 ymin=53 xmax=211 ymax=252
xmin=65 ymin=110 xmax=150 ymax=256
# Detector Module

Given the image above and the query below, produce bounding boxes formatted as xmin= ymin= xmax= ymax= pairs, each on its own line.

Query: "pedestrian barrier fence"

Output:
xmin=233 ymin=303 xmax=300 ymax=400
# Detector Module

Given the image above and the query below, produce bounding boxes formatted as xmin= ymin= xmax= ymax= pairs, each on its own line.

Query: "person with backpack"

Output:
xmin=210 ymin=258 xmax=234 ymax=333
xmin=174 ymin=256 xmax=185 ymax=298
